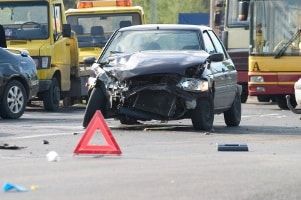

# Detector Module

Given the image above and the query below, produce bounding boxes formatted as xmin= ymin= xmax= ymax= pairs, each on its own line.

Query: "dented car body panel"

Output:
xmin=83 ymin=24 xmax=242 ymax=130
xmin=103 ymin=51 xmax=210 ymax=80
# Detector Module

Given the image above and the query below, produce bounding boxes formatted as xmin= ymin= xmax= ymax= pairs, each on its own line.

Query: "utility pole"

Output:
xmin=210 ymin=0 xmax=215 ymax=28
xmin=150 ymin=0 xmax=157 ymax=24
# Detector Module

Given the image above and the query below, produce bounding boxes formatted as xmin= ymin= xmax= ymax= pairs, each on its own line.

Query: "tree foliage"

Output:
xmin=64 ymin=0 xmax=210 ymax=24
xmin=133 ymin=0 xmax=210 ymax=24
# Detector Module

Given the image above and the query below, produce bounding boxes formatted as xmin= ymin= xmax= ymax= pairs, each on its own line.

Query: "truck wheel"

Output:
xmin=257 ymin=95 xmax=271 ymax=102
xmin=277 ymin=95 xmax=296 ymax=109
xmin=43 ymin=77 xmax=60 ymax=111
xmin=82 ymin=87 xmax=106 ymax=128
xmin=240 ymin=84 xmax=248 ymax=103
xmin=0 ymin=80 xmax=27 ymax=119
xmin=191 ymin=96 xmax=214 ymax=131
xmin=224 ymin=93 xmax=241 ymax=126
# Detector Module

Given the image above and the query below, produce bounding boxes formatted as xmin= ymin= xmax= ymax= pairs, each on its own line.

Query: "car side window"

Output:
xmin=208 ymin=30 xmax=227 ymax=59
xmin=202 ymin=31 xmax=216 ymax=54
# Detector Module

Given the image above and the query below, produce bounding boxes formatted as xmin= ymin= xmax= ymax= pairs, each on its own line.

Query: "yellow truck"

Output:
xmin=0 ymin=0 xmax=90 ymax=111
xmin=65 ymin=0 xmax=145 ymax=65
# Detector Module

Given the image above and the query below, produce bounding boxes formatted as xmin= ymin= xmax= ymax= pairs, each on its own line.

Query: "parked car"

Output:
xmin=0 ymin=47 xmax=39 ymax=119
xmin=83 ymin=24 xmax=242 ymax=130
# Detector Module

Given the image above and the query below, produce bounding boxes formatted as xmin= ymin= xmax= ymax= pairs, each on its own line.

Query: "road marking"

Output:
xmin=242 ymin=113 xmax=285 ymax=118
xmin=6 ymin=132 xmax=71 ymax=140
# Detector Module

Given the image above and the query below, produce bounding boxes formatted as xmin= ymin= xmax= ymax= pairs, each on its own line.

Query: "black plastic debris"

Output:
xmin=43 ymin=140 xmax=49 ymax=144
xmin=0 ymin=143 xmax=26 ymax=150
xmin=216 ymin=143 xmax=248 ymax=151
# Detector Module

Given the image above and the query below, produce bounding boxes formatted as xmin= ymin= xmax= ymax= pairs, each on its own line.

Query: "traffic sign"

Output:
xmin=74 ymin=110 xmax=122 ymax=155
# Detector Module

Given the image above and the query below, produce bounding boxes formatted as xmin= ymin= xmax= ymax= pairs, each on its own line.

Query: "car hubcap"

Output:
xmin=7 ymin=86 xmax=24 ymax=113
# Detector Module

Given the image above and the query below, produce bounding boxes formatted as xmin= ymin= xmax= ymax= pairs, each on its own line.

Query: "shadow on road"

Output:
xmin=111 ymin=123 xmax=301 ymax=136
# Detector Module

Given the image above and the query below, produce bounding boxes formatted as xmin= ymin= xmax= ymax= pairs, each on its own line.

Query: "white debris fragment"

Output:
xmin=46 ymin=151 xmax=61 ymax=162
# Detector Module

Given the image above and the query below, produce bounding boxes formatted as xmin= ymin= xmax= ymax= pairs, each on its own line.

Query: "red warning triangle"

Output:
xmin=74 ymin=110 xmax=122 ymax=155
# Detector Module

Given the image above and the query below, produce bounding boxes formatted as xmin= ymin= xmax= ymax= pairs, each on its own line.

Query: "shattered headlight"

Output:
xmin=177 ymin=78 xmax=208 ymax=92
xmin=86 ymin=77 xmax=96 ymax=88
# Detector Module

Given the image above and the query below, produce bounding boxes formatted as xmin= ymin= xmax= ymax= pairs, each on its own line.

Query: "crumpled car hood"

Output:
xmin=102 ymin=51 xmax=210 ymax=81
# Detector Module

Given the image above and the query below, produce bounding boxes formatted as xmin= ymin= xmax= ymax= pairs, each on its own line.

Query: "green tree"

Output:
xmin=133 ymin=0 xmax=210 ymax=23
xmin=64 ymin=0 xmax=210 ymax=23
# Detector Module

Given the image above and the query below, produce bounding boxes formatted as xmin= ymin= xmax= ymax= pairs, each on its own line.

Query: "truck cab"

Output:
xmin=65 ymin=0 xmax=145 ymax=66
xmin=0 ymin=0 xmax=90 ymax=111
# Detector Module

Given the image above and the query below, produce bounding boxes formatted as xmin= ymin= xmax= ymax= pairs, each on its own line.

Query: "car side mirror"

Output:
xmin=83 ymin=56 xmax=96 ymax=65
xmin=209 ymin=53 xmax=224 ymax=62
xmin=238 ymin=0 xmax=250 ymax=21
xmin=62 ymin=24 xmax=71 ymax=38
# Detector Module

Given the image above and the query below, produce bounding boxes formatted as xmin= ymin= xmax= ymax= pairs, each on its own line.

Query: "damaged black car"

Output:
xmin=83 ymin=24 xmax=242 ymax=131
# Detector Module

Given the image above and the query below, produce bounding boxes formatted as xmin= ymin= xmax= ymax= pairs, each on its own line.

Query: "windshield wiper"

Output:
xmin=275 ymin=29 xmax=301 ymax=58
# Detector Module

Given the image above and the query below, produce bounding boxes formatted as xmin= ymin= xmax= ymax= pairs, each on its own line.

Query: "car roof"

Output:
xmin=119 ymin=24 xmax=213 ymax=32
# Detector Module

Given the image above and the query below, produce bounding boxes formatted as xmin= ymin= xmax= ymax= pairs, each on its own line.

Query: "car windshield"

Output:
xmin=250 ymin=0 xmax=301 ymax=55
xmin=0 ymin=2 xmax=49 ymax=40
xmin=67 ymin=13 xmax=142 ymax=48
xmin=101 ymin=29 xmax=201 ymax=61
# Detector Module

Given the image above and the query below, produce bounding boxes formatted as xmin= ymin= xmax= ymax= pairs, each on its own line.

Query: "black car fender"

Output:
xmin=94 ymin=79 xmax=111 ymax=114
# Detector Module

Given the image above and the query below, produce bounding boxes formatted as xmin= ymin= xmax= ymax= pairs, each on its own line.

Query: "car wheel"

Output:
xmin=224 ymin=93 xmax=241 ymax=126
xmin=43 ymin=77 xmax=60 ymax=111
xmin=82 ymin=87 xmax=106 ymax=128
xmin=277 ymin=95 xmax=296 ymax=109
xmin=0 ymin=80 xmax=27 ymax=119
xmin=191 ymin=96 xmax=214 ymax=131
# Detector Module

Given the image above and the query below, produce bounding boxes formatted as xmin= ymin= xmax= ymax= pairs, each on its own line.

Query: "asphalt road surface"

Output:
xmin=0 ymin=96 xmax=301 ymax=200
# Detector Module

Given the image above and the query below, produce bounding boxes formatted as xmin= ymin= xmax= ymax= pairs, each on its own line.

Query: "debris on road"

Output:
xmin=0 ymin=143 xmax=26 ymax=150
xmin=3 ymin=182 xmax=28 ymax=192
xmin=30 ymin=185 xmax=39 ymax=190
xmin=216 ymin=143 xmax=249 ymax=151
xmin=46 ymin=151 xmax=60 ymax=162
xmin=43 ymin=140 xmax=49 ymax=145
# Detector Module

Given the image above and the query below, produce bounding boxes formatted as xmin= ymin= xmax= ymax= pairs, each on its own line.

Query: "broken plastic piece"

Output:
xmin=46 ymin=151 xmax=61 ymax=162
xmin=3 ymin=182 xmax=28 ymax=192
xmin=43 ymin=140 xmax=49 ymax=144
xmin=0 ymin=143 xmax=26 ymax=150
xmin=216 ymin=143 xmax=248 ymax=151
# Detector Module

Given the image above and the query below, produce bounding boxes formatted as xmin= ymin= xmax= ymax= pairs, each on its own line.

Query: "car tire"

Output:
xmin=191 ymin=95 xmax=214 ymax=131
xmin=82 ymin=87 xmax=106 ymax=128
xmin=43 ymin=77 xmax=60 ymax=111
xmin=224 ymin=93 xmax=241 ymax=126
xmin=0 ymin=80 xmax=27 ymax=119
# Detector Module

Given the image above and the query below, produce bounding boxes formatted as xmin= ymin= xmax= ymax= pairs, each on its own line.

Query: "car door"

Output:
xmin=202 ymin=30 xmax=237 ymax=109
xmin=52 ymin=4 xmax=72 ymax=91
xmin=208 ymin=30 xmax=238 ymax=107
